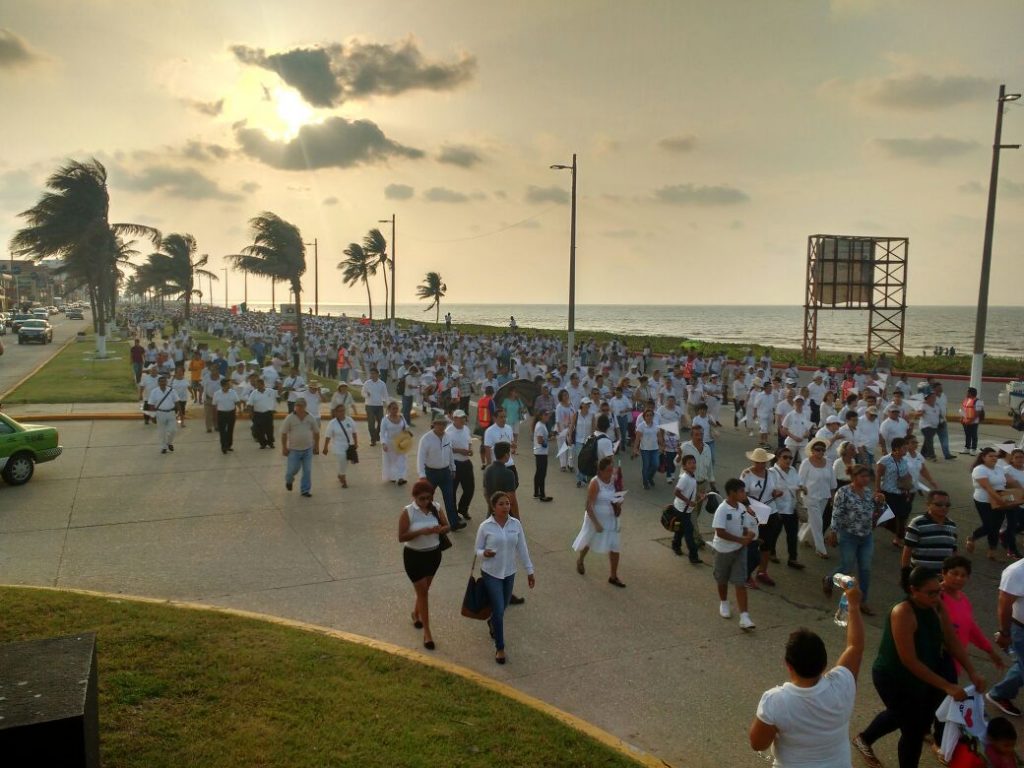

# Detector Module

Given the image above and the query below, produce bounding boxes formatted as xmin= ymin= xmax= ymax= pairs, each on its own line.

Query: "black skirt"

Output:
xmin=404 ymin=546 xmax=442 ymax=583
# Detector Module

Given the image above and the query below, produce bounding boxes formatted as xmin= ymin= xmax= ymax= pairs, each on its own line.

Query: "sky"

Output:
xmin=1 ymin=0 xmax=1022 ymax=310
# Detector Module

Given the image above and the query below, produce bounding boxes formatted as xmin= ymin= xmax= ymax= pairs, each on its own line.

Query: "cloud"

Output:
xmin=235 ymin=116 xmax=424 ymax=170
xmin=874 ymin=136 xmax=977 ymax=163
xmin=322 ymin=196 xmax=339 ymax=206
xmin=181 ymin=141 xmax=231 ymax=162
xmin=385 ymin=183 xmax=414 ymax=200
xmin=240 ymin=181 xmax=260 ymax=194
xmin=423 ymin=187 xmax=470 ymax=203
xmin=513 ymin=219 xmax=542 ymax=230
xmin=113 ymin=164 xmax=242 ymax=201
xmin=591 ymin=134 xmax=620 ymax=155
xmin=823 ymin=73 xmax=996 ymax=110
xmin=525 ymin=185 xmax=569 ymax=205
xmin=437 ymin=143 xmax=483 ymax=168
xmin=0 ymin=168 xmax=39 ymax=211
xmin=960 ymin=178 xmax=1024 ymax=198
xmin=180 ymin=98 xmax=224 ymax=116
xmin=657 ymin=134 xmax=697 ymax=153
xmin=0 ymin=29 xmax=42 ymax=70
xmin=653 ymin=183 xmax=749 ymax=206
xmin=231 ymin=37 xmax=476 ymax=107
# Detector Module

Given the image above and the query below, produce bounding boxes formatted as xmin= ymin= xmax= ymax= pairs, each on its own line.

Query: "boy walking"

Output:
xmin=712 ymin=478 xmax=758 ymax=630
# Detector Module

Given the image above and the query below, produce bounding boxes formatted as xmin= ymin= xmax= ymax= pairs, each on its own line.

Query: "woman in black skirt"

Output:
xmin=398 ymin=479 xmax=451 ymax=650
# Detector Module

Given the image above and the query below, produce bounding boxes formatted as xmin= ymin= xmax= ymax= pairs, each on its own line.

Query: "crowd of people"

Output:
xmin=122 ymin=305 xmax=1024 ymax=766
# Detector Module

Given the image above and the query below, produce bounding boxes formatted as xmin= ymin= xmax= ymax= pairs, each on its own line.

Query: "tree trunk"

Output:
xmin=292 ymin=279 xmax=305 ymax=376
xmin=95 ymin=276 xmax=108 ymax=359
xmin=365 ymin=279 xmax=373 ymax=321
xmin=381 ymin=266 xmax=389 ymax=321
xmin=435 ymin=300 xmax=440 ymax=323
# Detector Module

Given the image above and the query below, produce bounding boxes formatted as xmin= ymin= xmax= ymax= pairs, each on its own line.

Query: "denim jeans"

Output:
xmin=401 ymin=395 xmax=414 ymax=424
xmin=285 ymin=447 xmax=313 ymax=493
xmin=366 ymin=405 xmax=384 ymax=443
xmin=833 ymin=530 xmax=873 ymax=601
xmin=640 ymin=448 xmax=659 ymax=488
xmin=616 ymin=415 xmax=630 ymax=451
xmin=920 ymin=426 xmax=937 ymax=459
xmin=937 ymin=421 xmax=954 ymax=459
xmin=991 ymin=622 xmax=1024 ymax=701
xmin=671 ymin=511 xmax=700 ymax=561
xmin=425 ymin=466 xmax=456 ymax=523
xmin=482 ymin=572 xmax=515 ymax=651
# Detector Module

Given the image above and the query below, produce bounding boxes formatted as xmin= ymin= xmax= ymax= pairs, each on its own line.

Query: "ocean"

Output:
xmin=243 ymin=303 xmax=1024 ymax=359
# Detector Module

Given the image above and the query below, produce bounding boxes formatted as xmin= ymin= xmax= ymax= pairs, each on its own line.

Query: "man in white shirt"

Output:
xmin=483 ymin=408 xmax=517 ymax=472
xmin=446 ymin=409 xmax=475 ymax=522
xmin=417 ymin=414 xmax=461 ymax=529
xmin=752 ymin=381 xmax=777 ymax=446
xmin=856 ymin=407 xmax=882 ymax=465
xmin=931 ymin=382 xmax=957 ymax=461
xmin=814 ymin=416 xmax=844 ymax=463
xmin=212 ymin=377 xmax=240 ymax=454
xmin=919 ymin=391 xmax=943 ymax=461
xmin=878 ymin=405 xmax=910 ymax=454
xmin=990 ymin=558 xmax=1024 ymax=714
xmin=361 ymin=368 xmax=389 ymax=446
xmin=246 ymin=378 xmax=278 ymax=449
xmin=782 ymin=395 xmax=813 ymax=461
xmin=711 ymin=478 xmax=758 ymax=630
xmin=147 ymin=374 xmax=179 ymax=454
xmin=750 ymin=581 xmax=864 ymax=765
xmin=807 ymin=373 xmax=828 ymax=425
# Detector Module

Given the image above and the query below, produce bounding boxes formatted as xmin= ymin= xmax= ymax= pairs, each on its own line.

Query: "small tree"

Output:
xmin=339 ymin=242 xmax=376 ymax=320
xmin=362 ymin=228 xmax=390 ymax=322
xmin=416 ymin=271 xmax=447 ymax=323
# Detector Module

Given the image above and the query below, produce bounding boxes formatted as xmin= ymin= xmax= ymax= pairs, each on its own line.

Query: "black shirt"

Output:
xmin=483 ymin=461 xmax=518 ymax=501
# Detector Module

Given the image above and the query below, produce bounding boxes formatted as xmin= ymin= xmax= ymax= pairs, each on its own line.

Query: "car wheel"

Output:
xmin=2 ymin=452 xmax=35 ymax=485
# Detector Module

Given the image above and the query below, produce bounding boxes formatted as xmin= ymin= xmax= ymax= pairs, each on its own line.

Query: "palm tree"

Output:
xmin=143 ymin=233 xmax=216 ymax=320
xmin=417 ymin=271 xmax=447 ymax=323
xmin=9 ymin=158 xmax=159 ymax=357
xmin=362 ymin=228 xmax=389 ymax=322
xmin=339 ymin=242 xmax=377 ymax=320
xmin=228 ymin=212 xmax=307 ymax=359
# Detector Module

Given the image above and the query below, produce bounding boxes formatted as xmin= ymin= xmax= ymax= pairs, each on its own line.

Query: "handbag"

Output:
xmin=461 ymin=555 xmax=492 ymax=620
xmin=894 ymin=458 xmax=914 ymax=492
xmin=338 ymin=421 xmax=359 ymax=464
xmin=660 ymin=504 xmax=683 ymax=532
xmin=427 ymin=503 xmax=453 ymax=551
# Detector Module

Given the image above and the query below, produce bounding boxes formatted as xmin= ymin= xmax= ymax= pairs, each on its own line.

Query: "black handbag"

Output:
xmin=461 ymin=556 xmax=492 ymax=620
xmin=338 ymin=421 xmax=359 ymax=464
xmin=427 ymin=503 xmax=452 ymax=551
xmin=660 ymin=504 xmax=683 ymax=532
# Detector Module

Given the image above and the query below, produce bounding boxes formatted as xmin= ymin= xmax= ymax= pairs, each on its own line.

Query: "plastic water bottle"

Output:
xmin=833 ymin=574 xmax=855 ymax=627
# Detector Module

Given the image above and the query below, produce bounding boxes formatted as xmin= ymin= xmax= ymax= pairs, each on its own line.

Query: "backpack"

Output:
xmin=396 ymin=376 xmax=406 ymax=396
xmin=577 ymin=434 xmax=609 ymax=479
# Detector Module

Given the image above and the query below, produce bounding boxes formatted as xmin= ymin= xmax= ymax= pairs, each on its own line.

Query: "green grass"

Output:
xmin=5 ymin=334 xmax=138 ymax=404
xmin=1 ymin=588 xmax=640 ymax=768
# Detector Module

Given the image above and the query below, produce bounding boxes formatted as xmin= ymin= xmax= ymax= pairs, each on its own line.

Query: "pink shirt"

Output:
xmin=941 ymin=590 xmax=992 ymax=673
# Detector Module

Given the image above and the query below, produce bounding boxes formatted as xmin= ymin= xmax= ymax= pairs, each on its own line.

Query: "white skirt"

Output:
xmin=382 ymin=447 xmax=407 ymax=481
xmin=572 ymin=507 xmax=620 ymax=554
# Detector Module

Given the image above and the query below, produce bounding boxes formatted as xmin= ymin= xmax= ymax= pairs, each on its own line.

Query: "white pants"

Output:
xmin=706 ymin=396 xmax=721 ymax=423
xmin=155 ymin=410 xmax=177 ymax=450
xmin=798 ymin=496 xmax=829 ymax=554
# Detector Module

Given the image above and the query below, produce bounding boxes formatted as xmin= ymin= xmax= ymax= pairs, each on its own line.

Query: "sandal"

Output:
xmin=412 ymin=612 xmax=423 ymax=629
xmin=576 ymin=558 xmax=585 ymax=575
xmin=608 ymin=577 xmax=627 ymax=588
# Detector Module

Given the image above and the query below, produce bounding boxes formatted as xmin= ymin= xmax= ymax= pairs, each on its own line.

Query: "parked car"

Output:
xmin=0 ymin=413 xmax=63 ymax=486
xmin=66 ymin=308 xmax=84 ymax=320
xmin=18 ymin=318 xmax=53 ymax=344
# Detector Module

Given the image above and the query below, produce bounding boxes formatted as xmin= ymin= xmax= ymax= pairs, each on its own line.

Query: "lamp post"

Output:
xmin=222 ymin=268 xmax=228 ymax=308
xmin=970 ymin=84 xmax=1020 ymax=391
xmin=303 ymin=239 xmax=319 ymax=315
xmin=550 ymin=153 xmax=578 ymax=371
xmin=378 ymin=216 xmax=396 ymax=331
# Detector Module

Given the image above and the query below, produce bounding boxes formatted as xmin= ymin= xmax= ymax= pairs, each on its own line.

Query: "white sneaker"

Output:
xmin=739 ymin=613 xmax=756 ymax=630
xmin=665 ymin=475 xmax=674 ymax=484
xmin=719 ymin=601 xmax=731 ymax=619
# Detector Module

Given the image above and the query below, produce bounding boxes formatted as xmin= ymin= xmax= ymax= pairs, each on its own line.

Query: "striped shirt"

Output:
xmin=904 ymin=513 xmax=958 ymax=570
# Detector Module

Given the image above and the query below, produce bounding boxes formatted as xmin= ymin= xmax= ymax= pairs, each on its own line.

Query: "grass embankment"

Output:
xmin=398 ymin=318 xmax=1024 ymax=378
xmin=5 ymin=334 xmax=138 ymax=404
xmin=1 ymin=588 xmax=640 ymax=768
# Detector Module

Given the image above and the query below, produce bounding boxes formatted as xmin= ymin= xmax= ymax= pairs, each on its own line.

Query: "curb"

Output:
xmin=3 ymin=585 xmax=670 ymax=768
xmin=5 ymin=410 xmax=420 ymax=424
xmin=0 ymin=334 xmax=78 ymax=401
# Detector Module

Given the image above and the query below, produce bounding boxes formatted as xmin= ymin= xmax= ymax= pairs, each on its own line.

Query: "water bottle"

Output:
xmin=833 ymin=573 xmax=855 ymax=627
xmin=833 ymin=573 xmax=856 ymax=590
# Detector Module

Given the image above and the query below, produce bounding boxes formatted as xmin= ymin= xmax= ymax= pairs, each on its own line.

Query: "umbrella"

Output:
xmin=493 ymin=378 xmax=542 ymax=418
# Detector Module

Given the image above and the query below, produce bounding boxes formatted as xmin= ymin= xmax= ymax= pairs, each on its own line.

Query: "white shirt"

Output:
xmin=972 ymin=464 xmax=1006 ymax=504
xmin=673 ymin=472 xmax=698 ymax=513
xmin=855 ymin=417 xmax=880 ymax=452
xmin=474 ymin=515 xmax=535 ymax=578
xmin=532 ymin=421 xmax=549 ymax=456
xmin=417 ymin=430 xmax=453 ymax=477
xmin=1000 ymin=558 xmax=1024 ymax=625
xmin=680 ymin=441 xmax=715 ymax=483
xmin=782 ymin=410 xmax=812 ymax=449
xmin=247 ymin=388 xmax=278 ymax=412
xmin=212 ymin=387 xmax=240 ymax=412
xmin=170 ymin=377 xmax=190 ymax=402
xmin=799 ymin=459 xmax=837 ymax=500
xmin=878 ymin=417 xmax=910 ymax=452
xmin=484 ymin=423 xmax=516 ymax=466
xmin=362 ymin=377 xmax=388 ymax=406
xmin=634 ymin=418 xmax=660 ymax=451
xmin=147 ymin=385 xmax=178 ymax=410
xmin=756 ymin=666 xmax=856 ymax=768
xmin=445 ymin=423 xmax=473 ymax=463
xmin=324 ymin=417 xmax=357 ymax=453
xmin=711 ymin=501 xmax=755 ymax=553
xmin=919 ymin=402 xmax=942 ymax=430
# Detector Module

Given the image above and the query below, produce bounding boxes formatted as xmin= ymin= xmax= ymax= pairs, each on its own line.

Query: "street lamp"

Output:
xmin=379 ymin=215 xmax=396 ymax=331
xmin=970 ymin=84 xmax=1020 ymax=391
xmin=304 ymin=239 xmax=319 ymax=315
xmin=222 ymin=268 xmax=228 ymax=308
xmin=550 ymin=153 xmax=578 ymax=371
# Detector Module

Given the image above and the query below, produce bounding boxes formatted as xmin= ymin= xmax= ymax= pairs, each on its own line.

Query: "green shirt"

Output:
xmin=873 ymin=598 xmax=945 ymax=693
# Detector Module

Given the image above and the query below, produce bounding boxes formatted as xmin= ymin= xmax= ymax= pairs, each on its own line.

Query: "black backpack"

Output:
xmin=396 ymin=376 xmax=406 ymax=396
xmin=577 ymin=434 xmax=609 ymax=478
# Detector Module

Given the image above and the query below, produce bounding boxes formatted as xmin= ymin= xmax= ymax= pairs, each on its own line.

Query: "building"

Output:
xmin=0 ymin=259 xmax=65 ymax=308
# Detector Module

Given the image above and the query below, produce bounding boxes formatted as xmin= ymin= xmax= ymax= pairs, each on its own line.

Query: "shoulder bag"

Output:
xmin=461 ymin=554 xmax=492 ymax=620
xmin=338 ymin=420 xmax=359 ymax=464
xmin=427 ymin=503 xmax=453 ymax=551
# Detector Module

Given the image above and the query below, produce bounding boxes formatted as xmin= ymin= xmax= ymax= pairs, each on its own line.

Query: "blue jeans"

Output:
xmin=937 ymin=421 xmax=954 ymax=459
xmin=425 ymin=466 xmax=456 ymax=523
xmin=707 ymin=440 xmax=716 ymax=465
xmin=640 ymin=448 xmax=658 ymax=488
xmin=991 ymin=622 xmax=1024 ymax=701
xmin=285 ymin=448 xmax=313 ymax=493
xmin=482 ymin=572 xmax=516 ymax=651
xmin=832 ymin=531 xmax=873 ymax=601
xmin=401 ymin=395 xmax=413 ymax=424
xmin=616 ymin=415 xmax=629 ymax=451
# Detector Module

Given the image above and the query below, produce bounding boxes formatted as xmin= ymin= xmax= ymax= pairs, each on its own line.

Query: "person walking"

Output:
xmin=824 ymin=464 xmax=877 ymax=615
xmin=671 ymin=454 xmax=706 ymax=563
xmin=632 ymin=406 xmax=661 ymax=490
xmin=798 ymin=438 xmax=837 ymax=558
xmin=398 ymin=479 xmax=451 ymax=651
xmin=281 ymin=397 xmax=320 ymax=497
xmin=531 ymin=409 xmax=553 ymax=502
xmin=959 ymin=386 xmax=984 ymax=456
xmin=475 ymin=491 xmax=536 ymax=664
xmin=147 ymin=374 xmax=179 ymax=454
xmin=246 ymin=377 xmax=277 ymax=449
xmin=446 ymin=409 xmax=476 ymax=518
xmin=212 ymin=377 xmax=239 ymax=454
xmin=554 ymin=389 xmax=576 ymax=472
xmin=322 ymin=403 xmax=358 ymax=488
xmin=853 ymin=567 xmax=986 ymax=768
xmin=380 ymin=401 xmax=411 ymax=486
xmin=740 ymin=447 xmax=784 ymax=587
xmin=361 ymin=368 xmax=388 ymax=447
xmin=711 ymin=478 xmax=758 ymax=630
xmin=572 ymin=456 xmax=626 ymax=587
xmin=769 ymin=449 xmax=804 ymax=570
xmin=874 ymin=437 xmax=914 ymax=548
xmin=967 ymin=447 xmax=1018 ymax=560
xmin=417 ymin=414 xmax=461 ymax=529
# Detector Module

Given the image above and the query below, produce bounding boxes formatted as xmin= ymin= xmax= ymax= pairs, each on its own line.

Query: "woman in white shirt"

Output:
xmin=398 ymin=480 xmax=451 ymax=650
xmin=475 ymin=491 xmax=536 ymax=664
xmin=1004 ymin=449 xmax=1024 ymax=560
xmin=532 ymin=409 xmax=553 ymax=502
xmin=770 ymin=450 xmax=804 ymax=569
xmin=555 ymin=389 xmax=576 ymax=472
xmin=967 ymin=447 xmax=1020 ymax=560
xmin=322 ymin=403 xmax=358 ymax=488
xmin=798 ymin=438 xmax=837 ymax=557
xmin=380 ymin=401 xmax=412 ymax=485
xmin=573 ymin=457 xmax=626 ymax=586
xmin=632 ymin=407 xmax=662 ymax=490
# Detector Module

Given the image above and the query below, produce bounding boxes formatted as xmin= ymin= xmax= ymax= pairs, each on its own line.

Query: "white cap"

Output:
xmin=452 ymin=409 xmax=467 ymax=418
xmin=825 ymin=415 xmax=841 ymax=424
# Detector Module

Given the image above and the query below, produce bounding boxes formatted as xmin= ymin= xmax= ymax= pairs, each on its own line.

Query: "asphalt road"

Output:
xmin=0 ymin=314 xmax=91 ymax=399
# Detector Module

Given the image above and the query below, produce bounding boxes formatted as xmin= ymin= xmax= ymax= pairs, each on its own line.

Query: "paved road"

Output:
xmin=0 ymin=314 xmax=92 ymax=398
xmin=3 ymin=406 xmax=1023 ymax=766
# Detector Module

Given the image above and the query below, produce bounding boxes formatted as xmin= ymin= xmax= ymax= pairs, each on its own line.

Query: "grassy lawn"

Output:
xmin=1 ymin=588 xmax=640 ymax=768
xmin=5 ymin=334 xmax=138 ymax=404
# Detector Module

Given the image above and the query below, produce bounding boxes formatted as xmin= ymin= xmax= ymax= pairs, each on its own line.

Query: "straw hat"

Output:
xmin=745 ymin=447 xmax=775 ymax=463
xmin=394 ymin=432 xmax=412 ymax=454
xmin=808 ymin=437 xmax=829 ymax=452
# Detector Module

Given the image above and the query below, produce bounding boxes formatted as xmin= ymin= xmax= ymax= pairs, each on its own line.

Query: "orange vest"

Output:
xmin=961 ymin=396 xmax=977 ymax=425
xmin=477 ymin=396 xmax=494 ymax=428
xmin=337 ymin=349 xmax=347 ymax=368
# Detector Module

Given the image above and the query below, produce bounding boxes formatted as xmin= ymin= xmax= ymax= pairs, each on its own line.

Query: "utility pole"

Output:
xmin=970 ymin=84 xmax=1021 ymax=391
xmin=550 ymin=154 xmax=578 ymax=371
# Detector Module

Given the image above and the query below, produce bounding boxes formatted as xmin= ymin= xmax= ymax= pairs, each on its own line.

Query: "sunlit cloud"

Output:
xmin=437 ymin=144 xmax=484 ymax=168
xmin=821 ymin=72 xmax=996 ymax=110
xmin=653 ymin=184 xmax=749 ymax=206
xmin=525 ymin=185 xmax=569 ymax=205
xmin=385 ymin=183 xmax=415 ymax=200
xmin=873 ymin=136 xmax=977 ymax=163
xmin=0 ymin=28 xmax=43 ymax=70
xmin=113 ymin=164 xmax=242 ymax=201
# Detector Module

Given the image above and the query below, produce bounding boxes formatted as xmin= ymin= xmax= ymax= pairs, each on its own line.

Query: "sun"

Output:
xmin=273 ymin=87 xmax=315 ymax=140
